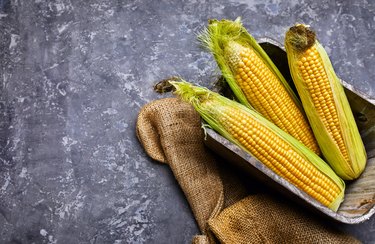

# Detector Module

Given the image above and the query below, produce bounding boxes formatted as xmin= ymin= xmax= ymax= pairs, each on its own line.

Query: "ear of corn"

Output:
xmin=171 ymin=80 xmax=345 ymax=211
xmin=199 ymin=18 xmax=321 ymax=155
xmin=285 ymin=24 xmax=367 ymax=180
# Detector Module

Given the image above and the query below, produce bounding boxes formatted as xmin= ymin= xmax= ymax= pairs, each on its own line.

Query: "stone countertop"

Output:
xmin=1 ymin=0 xmax=375 ymax=243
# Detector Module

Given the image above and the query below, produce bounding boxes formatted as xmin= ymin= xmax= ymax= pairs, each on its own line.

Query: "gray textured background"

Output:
xmin=1 ymin=0 xmax=375 ymax=243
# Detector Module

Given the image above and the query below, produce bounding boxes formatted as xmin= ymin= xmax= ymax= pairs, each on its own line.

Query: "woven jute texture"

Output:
xmin=136 ymin=97 xmax=360 ymax=244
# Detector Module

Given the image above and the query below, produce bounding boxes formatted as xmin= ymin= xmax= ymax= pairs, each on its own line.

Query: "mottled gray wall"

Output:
xmin=1 ymin=0 xmax=374 ymax=243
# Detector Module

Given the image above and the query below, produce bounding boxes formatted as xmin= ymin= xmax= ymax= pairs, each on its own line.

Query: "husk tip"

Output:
xmin=285 ymin=24 xmax=316 ymax=51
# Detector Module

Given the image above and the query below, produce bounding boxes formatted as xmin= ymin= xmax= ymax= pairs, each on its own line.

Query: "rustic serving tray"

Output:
xmin=203 ymin=38 xmax=375 ymax=224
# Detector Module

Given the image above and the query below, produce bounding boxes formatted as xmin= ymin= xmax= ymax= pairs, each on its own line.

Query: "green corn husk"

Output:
xmin=171 ymin=80 xmax=345 ymax=211
xmin=198 ymin=18 xmax=321 ymax=155
xmin=285 ymin=24 xmax=367 ymax=180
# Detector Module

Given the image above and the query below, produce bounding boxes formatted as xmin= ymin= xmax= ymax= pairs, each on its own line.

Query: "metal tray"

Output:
xmin=203 ymin=38 xmax=375 ymax=224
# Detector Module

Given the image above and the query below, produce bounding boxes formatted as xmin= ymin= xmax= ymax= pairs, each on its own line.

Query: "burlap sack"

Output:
xmin=136 ymin=97 xmax=360 ymax=244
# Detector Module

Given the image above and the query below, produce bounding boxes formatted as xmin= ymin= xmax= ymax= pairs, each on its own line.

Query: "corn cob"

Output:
xmin=285 ymin=24 xmax=367 ymax=180
xmin=199 ymin=18 xmax=321 ymax=155
xmin=171 ymin=80 xmax=345 ymax=211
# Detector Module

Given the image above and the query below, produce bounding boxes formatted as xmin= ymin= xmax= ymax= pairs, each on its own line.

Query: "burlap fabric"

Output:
xmin=136 ymin=97 xmax=360 ymax=244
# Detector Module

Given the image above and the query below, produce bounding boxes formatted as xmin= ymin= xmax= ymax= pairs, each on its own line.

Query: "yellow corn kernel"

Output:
xmin=285 ymin=24 xmax=367 ymax=180
xmin=171 ymin=80 xmax=345 ymax=211
xmin=297 ymin=46 xmax=349 ymax=161
xmin=199 ymin=18 xmax=320 ymax=155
